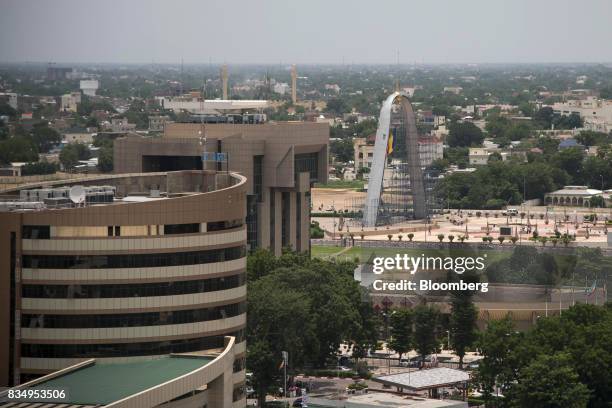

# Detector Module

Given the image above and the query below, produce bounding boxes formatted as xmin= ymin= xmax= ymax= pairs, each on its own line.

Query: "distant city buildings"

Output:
xmin=551 ymin=97 xmax=612 ymax=133
xmin=79 ymin=79 xmax=99 ymax=96
xmin=156 ymin=92 xmax=268 ymax=115
xmin=61 ymin=127 xmax=96 ymax=144
xmin=148 ymin=114 xmax=170 ymax=131
xmin=353 ymin=134 xmax=443 ymax=169
xmin=273 ymin=82 xmax=290 ymax=95
xmin=109 ymin=117 xmax=136 ymax=132
xmin=46 ymin=65 xmax=72 ymax=80
xmin=0 ymin=92 xmax=18 ymax=110
xmin=60 ymin=92 xmax=81 ymax=112
xmin=443 ymin=86 xmax=463 ymax=94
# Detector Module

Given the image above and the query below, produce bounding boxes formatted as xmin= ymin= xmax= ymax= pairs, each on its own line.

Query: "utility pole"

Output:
xmin=221 ymin=64 xmax=228 ymax=100
xmin=291 ymin=64 xmax=297 ymax=105
xmin=282 ymin=351 xmax=288 ymax=398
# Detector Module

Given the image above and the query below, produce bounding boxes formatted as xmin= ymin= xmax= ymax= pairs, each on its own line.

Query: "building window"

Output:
xmin=22 ymin=301 xmax=246 ymax=328
xmin=22 ymin=245 xmax=246 ymax=269
xmin=207 ymin=219 xmax=243 ymax=232
xmin=294 ymin=152 xmax=319 ymax=182
xmin=164 ymin=223 xmax=200 ymax=235
xmin=281 ymin=192 xmax=290 ymax=248
xmin=296 ymin=193 xmax=301 ymax=250
xmin=246 ymin=195 xmax=258 ymax=251
xmin=270 ymin=190 xmax=275 ymax=250
xmin=22 ymin=273 xmax=246 ymax=299
xmin=21 ymin=329 xmax=246 ymax=358
xmin=253 ymin=155 xmax=263 ymax=203
xmin=22 ymin=225 xmax=50 ymax=239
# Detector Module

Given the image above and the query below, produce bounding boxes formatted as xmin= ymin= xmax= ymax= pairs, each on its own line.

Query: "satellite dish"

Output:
xmin=69 ymin=186 xmax=86 ymax=204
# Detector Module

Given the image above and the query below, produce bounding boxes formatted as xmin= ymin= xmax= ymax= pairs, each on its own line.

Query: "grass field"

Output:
xmin=313 ymin=180 xmax=365 ymax=189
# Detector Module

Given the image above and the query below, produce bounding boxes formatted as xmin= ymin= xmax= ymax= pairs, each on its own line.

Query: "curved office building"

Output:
xmin=0 ymin=170 xmax=248 ymax=407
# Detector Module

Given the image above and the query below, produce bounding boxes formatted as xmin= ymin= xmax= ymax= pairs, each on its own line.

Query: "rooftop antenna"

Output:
xmin=291 ymin=64 xmax=297 ymax=105
xmin=221 ymin=64 xmax=228 ymax=100
xmin=180 ymin=57 xmax=184 ymax=95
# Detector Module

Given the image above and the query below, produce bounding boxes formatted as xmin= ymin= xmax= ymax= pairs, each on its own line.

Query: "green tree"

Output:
xmin=31 ymin=123 xmax=61 ymax=153
xmin=447 ymin=121 xmax=484 ymax=147
xmin=330 ymin=138 xmax=354 ymax=163
xmin=476 ymin=317 xmax=522 ymax=405
xmin=511 ymin=353 xmax=590 ymax=408
xmin=0 ymin=136 xmax=39 ymax=164
xmin=388 ymin=309 xmax=413 ymax=363
xmin=246 ymin=248 xmax=279 ymax=281
xmin=413 ymin=305 xmax=440 ymax=367
xmin=575 ymin=131 xmax=610 ymax=147
xmin=21 ymin=161 xmax=58 ymax=175
xmin=98 ymin=146 xmax=113 ymax=172
xmin=552 ymin=147 xmax=584 ymax=182
xmin=449 ymin=293 xmax=478 ymax=368
xmin=534 ymin=106 xmax=554 ymax=129
xmin=326 ymin=97 xmax=350 ymax=115
xmin=59 ymin=143 xmax=90 ymax=170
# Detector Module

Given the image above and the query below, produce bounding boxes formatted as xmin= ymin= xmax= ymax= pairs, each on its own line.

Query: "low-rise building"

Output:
xmin=60 ymin=92 xmax=81 ymax=112
xmin=544 ymin=185 xmax=603 ymax=206
xmin=418 ymin=136 xmax=443 ymax=166
xmin=443 ymin=86 xmax=463 ymax=95
xmin=62 ymin=128 xmax=95 ymax=144
xmin=353 ymin=136 xmax=375 ymax=169
xmin=552 ymin=97 xmax=612 ymax=133
xmin=109 ymin=118 xmax=136 ymax=132
xmin=148 ymin=115 xmax=171 ymax=131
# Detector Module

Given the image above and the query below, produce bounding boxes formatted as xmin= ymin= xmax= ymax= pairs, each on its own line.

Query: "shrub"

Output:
xmin=310 ymin=221 xmax=325 ymax=239
xmin=387 ymin=234 xmax=393 ymax=241
xmin=437 ymin=234 xmax=445 ymax=242
xmin=21 ymin=161 xmax=58 ymax=176
xmin=448 ymin=235 xmax=455 ymax=242
xmin=407 ymin=233 xmax=414 ymax=241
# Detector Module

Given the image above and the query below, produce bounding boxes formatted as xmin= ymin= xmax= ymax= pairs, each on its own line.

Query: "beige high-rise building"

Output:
xmin=0 ymin=170 xmax=248 ymax=408
xmin=114 ymin=121 xmax=329 ymax=256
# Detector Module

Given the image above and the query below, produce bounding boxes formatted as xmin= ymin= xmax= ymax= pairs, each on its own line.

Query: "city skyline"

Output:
xmin=1 ymin=0 xmax=612 ymax=64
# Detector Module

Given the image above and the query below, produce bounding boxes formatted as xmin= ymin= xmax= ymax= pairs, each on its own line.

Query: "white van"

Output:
xmin=502 ymin=208 xmax=518 ymax=216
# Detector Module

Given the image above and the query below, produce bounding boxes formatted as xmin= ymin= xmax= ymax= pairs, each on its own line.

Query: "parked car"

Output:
xmin=502 ymin=208 xmax=518 ymax=216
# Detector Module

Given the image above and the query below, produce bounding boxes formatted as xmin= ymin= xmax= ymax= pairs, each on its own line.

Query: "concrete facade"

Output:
xmin=0 ymin=171 xmax=248 ymax=408
xmin=113 ymin=122 xmax=329 ymax=255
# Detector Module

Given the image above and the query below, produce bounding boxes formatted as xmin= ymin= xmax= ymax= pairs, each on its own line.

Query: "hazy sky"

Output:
xmin=1 ymin=0 xmax=611 ymax=64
